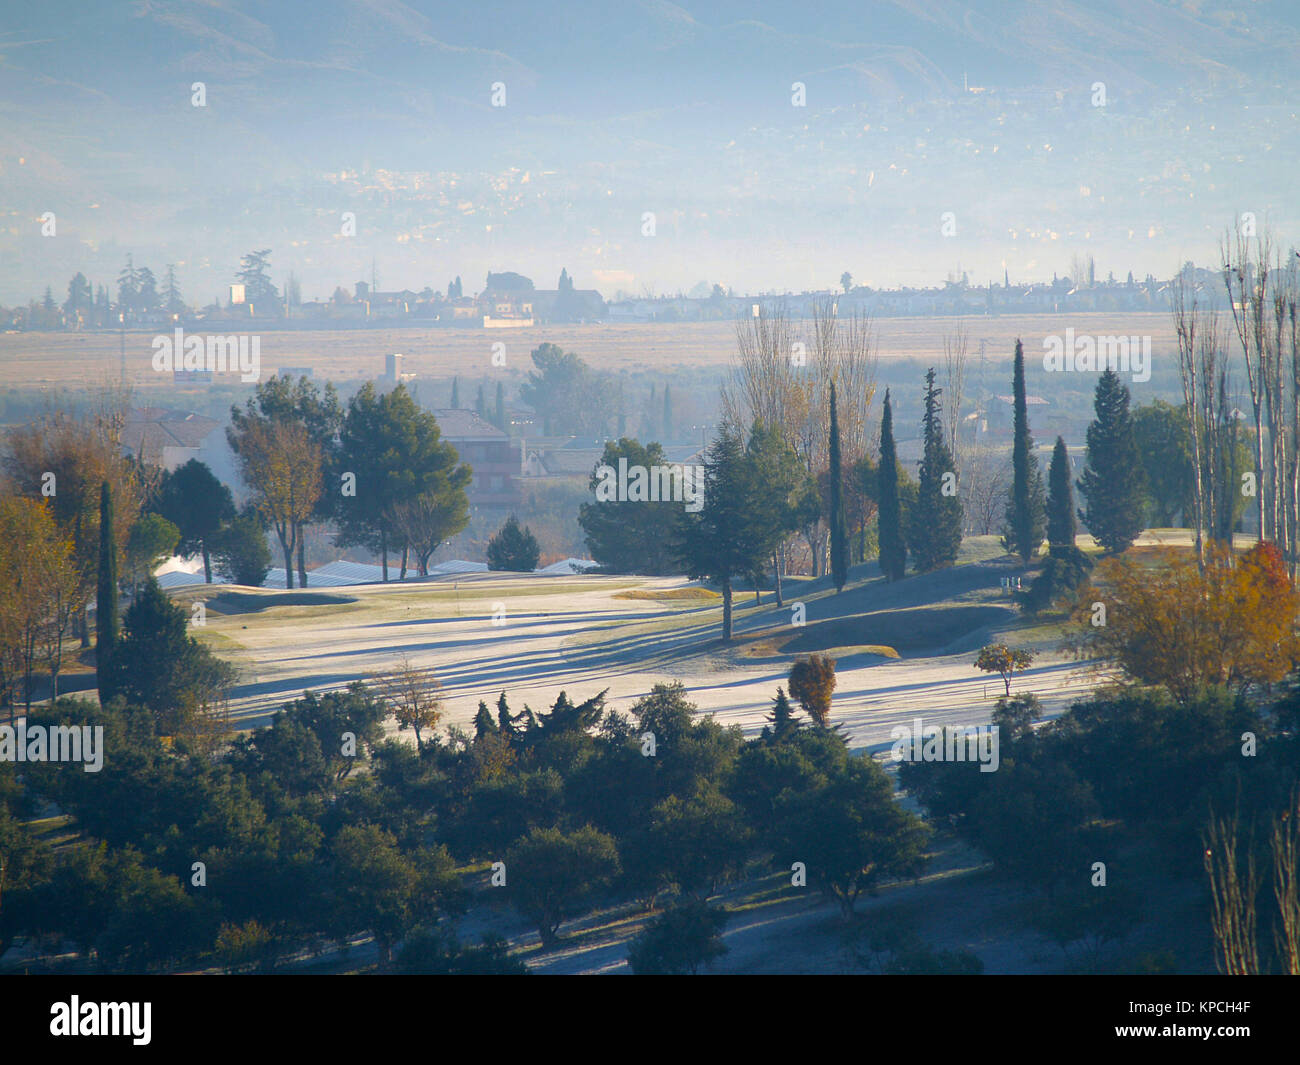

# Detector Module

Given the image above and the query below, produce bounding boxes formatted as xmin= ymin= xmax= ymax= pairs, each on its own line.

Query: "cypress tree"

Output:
xmin=829 ymin=382 xmax=849 ymax=591
xmin=1078 ymin=369 xmax=1145 ymax=553
xmin=877 ymin=389 xmax=907 ymax=580
xmin=1047 ymin=436 xmax=1076 ymax=547
xmin=475 ymin=384 xmax=486 ymax=420
xmin=495 ymin=381 xmax=506 ymax=431
xmin=908 ymin=368 xmax=963 ymax=572
xmin=1004 ymin=339 xmax=1046 ymax=561
xmin=663 ymin=384 xmax=672 ymax=440
xmin=451 ymin=376 xmax=460 ymax=408
xmin=96 ymin=481 xmax=119 ymax=702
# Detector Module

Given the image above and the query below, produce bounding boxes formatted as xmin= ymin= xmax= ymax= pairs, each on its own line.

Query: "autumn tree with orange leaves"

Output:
xmin=788 ymin=654 xmax=837 ymax=727
xmin=1076 ymin=542 xmax=1300 ymax=702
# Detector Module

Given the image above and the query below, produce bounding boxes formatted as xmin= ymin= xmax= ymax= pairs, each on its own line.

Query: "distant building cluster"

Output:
xmin=7 ymin=263 xmax=1226 ymax=333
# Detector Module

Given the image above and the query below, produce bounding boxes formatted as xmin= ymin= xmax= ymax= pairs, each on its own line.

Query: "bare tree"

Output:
xmin=721 ymin=302 xmax=802 ymax=439
xmin=1273 ymin=788 xmax=1300 ymax=974
xmin=798 ymin=298 xmax=878 ymax=574
xmin=1222 ymin=227 xmax=1277 ymax=546
xmin=371 ymin=654 xmax=444 ymax=751
xmin=1203 ymin=803 xmax=1260 ymax=975
xmin=963 ymin=445 xmax=1012 ymax=536
xmin=722 ymin=299 xmax=878 ymax=577
xmin=1171 ymin=273 xmax=1208 ymax=564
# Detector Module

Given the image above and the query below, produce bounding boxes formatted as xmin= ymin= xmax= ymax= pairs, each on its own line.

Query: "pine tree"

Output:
xmin=877 ymin=389 xmax=906 ymax=581
xmin=96 ymin=481 xmax=119 ymax=704
xmin=451 ymin=376 xmax=460 ymax=408
xmin=907 ymin=369 xmax=963 ymax=572
xmin=674 ymin=424 xmax=772 ymax=641
xmin=767 ymin=687 xmax=801 ymax=739
xmin=1003 ymin=339 xmax=1046 ymax=561
xmin=1047 ymin=436 xmax=1076 ymax=548
xmin=495 ymin=381 xmax=506 ymax=431
xmin=497 ymin=691 xmax=514 ymax=735
xmin=1078 ymin=369 xmax=1145 ymax=553
xmin=829 ymin=382 xmax=849 ymax=592
xmin=486 ymin=515 xmax=540 ymax=571
xmin=473 ymin=701 xmax=497 ymax=739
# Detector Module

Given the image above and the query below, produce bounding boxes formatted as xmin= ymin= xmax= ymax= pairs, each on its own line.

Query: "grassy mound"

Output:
xmin=205 ymin=590 xmax=357 ymax=615
xmin=614 ymin=587 xmax=720 ymax=602
xmin=782 ymin=604 xmax=1014 ymax=655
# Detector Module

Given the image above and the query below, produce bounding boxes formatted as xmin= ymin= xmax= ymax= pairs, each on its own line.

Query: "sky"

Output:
xmin=3 ymin=0 xmax=1299 ymax=305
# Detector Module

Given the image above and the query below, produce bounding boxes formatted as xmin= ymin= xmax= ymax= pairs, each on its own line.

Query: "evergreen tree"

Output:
xmin=766 ymin=687 xmax=801 ymax=740
xmin=103 ymin=578 xmax=236 ymax=735
xmin=663 ymin=384 xmax=672 ymax=440
xmin=1047 ymin=436 xmax=1076 ymax=548
xmin=578 ymin=438 xmax=685 ymax=575
xmin=486 ymin=515 xmax=540 ymax=572
xmin=210 ymin=512 xmax=271 ymax=587
xmin=236 ymin=249 xmax=278 ymax=309
xmin=450 ymin=376 xmax=460 ymax=409
xmin=495 ymin=382 xmax=506 ymax=432
xmin=156 ymin=459 xmax=235 ymax=583
xmin=475 ymin=385 xmax=487 ymax=421
xmin=674 ymin=424 xmax=773 ymax=641
xmin=907 ymin=369 xmax=963 ymax=572
xmin=496 ymin=691 xmax=515 ymax=735
xmin=1077 ymin=369 xmax=1145 ymax=553
xmin=162 ymin=264 xmax=184 ymax=316
xmin=1003 ymin=339 xmax=1046 ymax=561
xmin=877 ymin=389 xmax=906 ymax=581
xmin=96 ymin=481 xmax=119 ymax=703
xmin=828 ymin=383 xmax=849 ymax=592
xmin=473 ymin=701 xmax=497 ymax=739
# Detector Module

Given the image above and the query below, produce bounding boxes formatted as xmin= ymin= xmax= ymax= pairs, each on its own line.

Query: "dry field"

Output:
xmin=0 ymin=312 xmax=1178 ymax=390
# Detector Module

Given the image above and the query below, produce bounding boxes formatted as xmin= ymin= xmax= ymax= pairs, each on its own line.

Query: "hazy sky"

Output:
xmin=3 ymin=0 xmax=1299 ymax=305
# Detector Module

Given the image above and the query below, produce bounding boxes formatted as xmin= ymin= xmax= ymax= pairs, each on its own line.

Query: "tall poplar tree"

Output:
xmin=1003 ymin=339 xmax=1046 ymax=562
xmin=1078 ymin=369 xmax=1145 ymax=553
xmin=829 ymin=383 xmax=849 ymax=592
xmin=96 ymin=481 xmax=119 ymax=702
xmin=907 ymin=369 xmax=963 ymax=572
xmin=877 ymin=390 xmax=906 ymax=581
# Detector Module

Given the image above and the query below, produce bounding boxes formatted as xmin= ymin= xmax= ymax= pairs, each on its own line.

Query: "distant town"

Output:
xmin=6 ymin=254 xmax=1220 ymax=333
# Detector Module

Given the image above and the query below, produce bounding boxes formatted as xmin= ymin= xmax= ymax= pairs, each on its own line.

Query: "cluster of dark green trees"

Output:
xmin=0 ymin=669 xmax=930 ymax=973
xmin=579 ymin=368 xmax=973 ymax=632
xmin=874 ymin=370 xmax=965 ymax=579
xmin=902 ymin=681 xmax=1300 ymax=969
